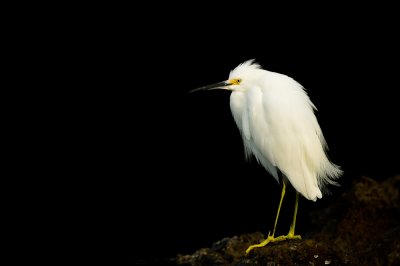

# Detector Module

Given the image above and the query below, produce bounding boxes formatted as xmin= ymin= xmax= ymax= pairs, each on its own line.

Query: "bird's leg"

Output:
xmin=286 ymin=192 xmax=301 ymax=239
xmin=246 ymin=185 xmax=302 ymax=254
xmin=245 ymin=182 xmax=287 ymax=254
xmin=272 ymin=182 xmax=286 ymax=236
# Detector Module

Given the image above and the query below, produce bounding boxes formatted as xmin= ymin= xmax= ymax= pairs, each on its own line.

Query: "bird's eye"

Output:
xmin=230 ymin=78 xmax=242 ymax=85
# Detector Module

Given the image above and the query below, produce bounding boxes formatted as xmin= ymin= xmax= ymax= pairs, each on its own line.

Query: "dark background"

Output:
xmin=100 ymin=6 xmax=400 ymax=263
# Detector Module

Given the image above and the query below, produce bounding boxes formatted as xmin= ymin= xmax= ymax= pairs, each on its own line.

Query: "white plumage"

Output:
xmin=228 ymin=60 xmax=342 ymax=201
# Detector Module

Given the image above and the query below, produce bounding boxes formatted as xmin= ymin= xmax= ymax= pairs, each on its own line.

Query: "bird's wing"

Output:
xmin=256 ymin=80 xmax=323 ymax=201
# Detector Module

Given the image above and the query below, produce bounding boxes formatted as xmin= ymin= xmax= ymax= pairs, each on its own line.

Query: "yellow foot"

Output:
xmin=246 ymin=232 xmax=301 ymax=254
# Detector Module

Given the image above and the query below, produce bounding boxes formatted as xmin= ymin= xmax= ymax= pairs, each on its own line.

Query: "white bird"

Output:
xmin=191 ymin=59 xmax=343 ymax=253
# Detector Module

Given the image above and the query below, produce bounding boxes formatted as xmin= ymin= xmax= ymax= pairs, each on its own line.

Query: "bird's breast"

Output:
xmin=229 ymin=91 xmax=246 ymax=130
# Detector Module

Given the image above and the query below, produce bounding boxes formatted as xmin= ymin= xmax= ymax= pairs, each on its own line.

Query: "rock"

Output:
xmin=174 ymin=176 xmax=400 ymax=265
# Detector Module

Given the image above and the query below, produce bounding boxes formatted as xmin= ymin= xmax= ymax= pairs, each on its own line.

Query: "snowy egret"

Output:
xmin=191 ymin=60 xmax=342 ymax=253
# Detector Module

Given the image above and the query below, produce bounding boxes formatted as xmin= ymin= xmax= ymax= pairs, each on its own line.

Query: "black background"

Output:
xmin=96 ymin=6 xmax=400 ymax=263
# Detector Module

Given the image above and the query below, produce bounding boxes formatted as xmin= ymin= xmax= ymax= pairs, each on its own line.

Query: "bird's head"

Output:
xmin=190 ymin=59 xmax=262 ymax=93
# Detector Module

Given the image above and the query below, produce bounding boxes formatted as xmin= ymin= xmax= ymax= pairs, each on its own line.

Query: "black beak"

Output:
xmin=190 ymin=81 xmax=230 ymax=93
